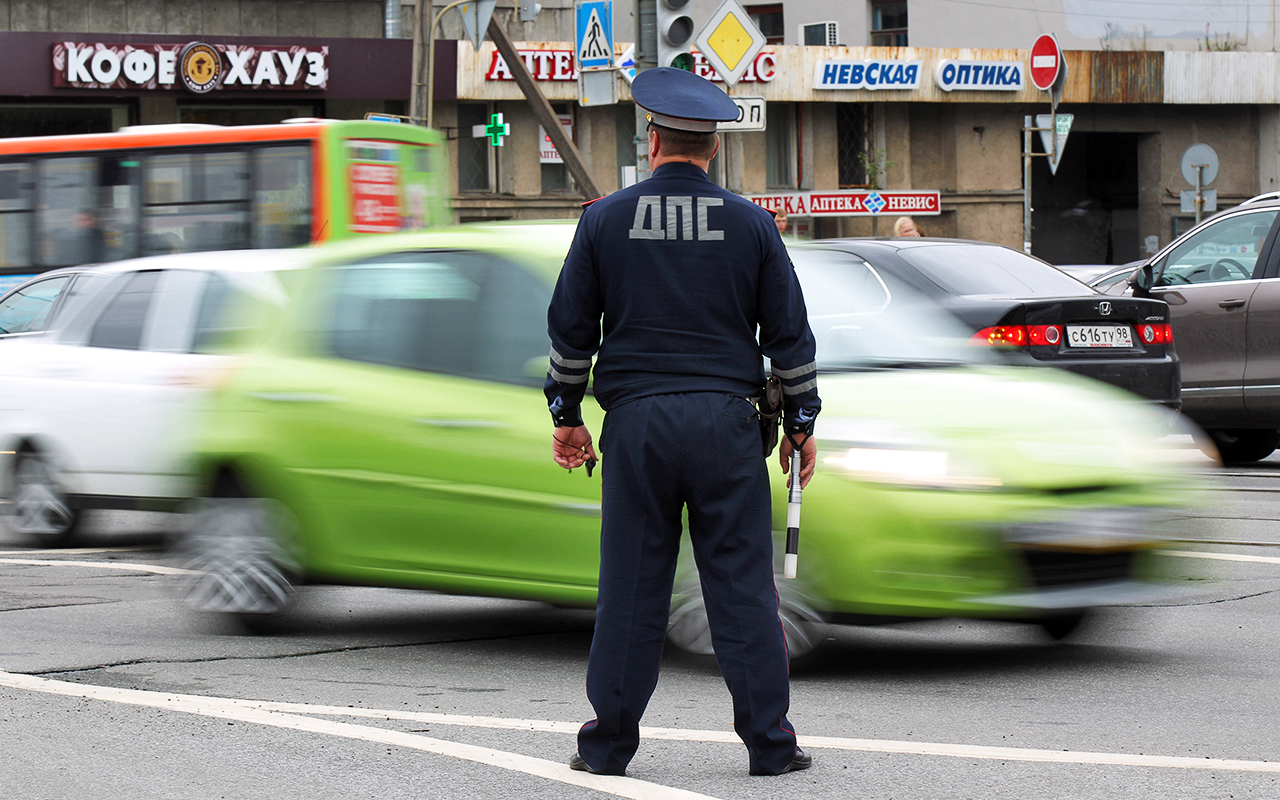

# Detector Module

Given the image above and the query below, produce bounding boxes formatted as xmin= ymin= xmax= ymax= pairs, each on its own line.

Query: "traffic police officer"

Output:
xmin=545 ymin=67 xmax=821 ymax=778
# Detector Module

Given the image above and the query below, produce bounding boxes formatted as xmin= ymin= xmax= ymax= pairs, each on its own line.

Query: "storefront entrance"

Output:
xmin=1032 ymin=131 xmax=1142 ymax=266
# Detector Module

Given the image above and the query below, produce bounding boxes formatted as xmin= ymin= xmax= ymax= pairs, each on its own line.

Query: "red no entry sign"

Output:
xmin=1029 ymin=33 xmax=1061 ymax=91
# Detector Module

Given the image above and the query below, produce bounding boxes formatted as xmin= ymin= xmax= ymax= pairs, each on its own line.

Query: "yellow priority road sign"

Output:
xmin=694 ymin=0 xmax=767 ymax=87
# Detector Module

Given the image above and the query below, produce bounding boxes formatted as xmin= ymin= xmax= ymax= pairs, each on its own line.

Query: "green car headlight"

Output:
xmin=819 ymin=419 xmax=1001 ymax=490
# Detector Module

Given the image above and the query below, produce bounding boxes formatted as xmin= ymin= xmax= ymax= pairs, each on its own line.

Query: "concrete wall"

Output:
xmin=1069 ymin=104 xmax=1259 ymax=252
xmin=1261 ymin=107 xmax=1280 ymax=196
xmin=417 ymin=0 xmax=580 ymax=44
xmin=0 ymin=0 xmax=385 ymax=36
xmin=742 ymin=0 xmax=1280 ymax=53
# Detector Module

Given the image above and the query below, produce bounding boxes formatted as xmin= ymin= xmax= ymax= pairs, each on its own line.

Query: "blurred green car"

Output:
xmin=182 ymin=223 xmax=1202 ymax=654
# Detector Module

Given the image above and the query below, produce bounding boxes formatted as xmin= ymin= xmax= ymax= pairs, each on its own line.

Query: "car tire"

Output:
xmin=1037 ymin=611 xmax=1089 ymax=641
xmin=1207 ymin=429 xmax=1280 ymax=463
xmin=9 ymin=450 xmax=82 ymax=547
xmin=667 ymin=572 xmax=829 ymax=664
xmin=179 ymin=481 xmax=298 ymax=627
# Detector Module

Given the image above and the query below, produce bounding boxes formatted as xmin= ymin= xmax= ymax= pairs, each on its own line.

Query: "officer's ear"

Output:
xmin=709 ymin=133 xmax=720 ymax=163
xmin=648 ymin=126 xmax=662 ymax=161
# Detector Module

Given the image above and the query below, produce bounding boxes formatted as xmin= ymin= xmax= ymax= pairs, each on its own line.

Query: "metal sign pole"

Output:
xmin=1023 ymin=115 xmax=1033 ymax=255
xmin=633 ymin=0 xmax=657 ymax=181
xmin=1195 ymin=164 xmax=1204 ymax=225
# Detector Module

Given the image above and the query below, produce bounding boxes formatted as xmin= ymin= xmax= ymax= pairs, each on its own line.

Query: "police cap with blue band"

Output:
xmin=632 ymin=67 xmax=741 ymax=133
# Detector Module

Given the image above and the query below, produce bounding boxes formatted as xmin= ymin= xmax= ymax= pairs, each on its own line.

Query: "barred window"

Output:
xmin=837 ymin=104 xmax=870 ymax=189
xmin=457 ymin=103 xmax=493 ymax=193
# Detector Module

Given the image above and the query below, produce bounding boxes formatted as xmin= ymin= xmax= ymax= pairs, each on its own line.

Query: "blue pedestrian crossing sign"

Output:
xmin=576 ymin=0 xmax=614 ymax=70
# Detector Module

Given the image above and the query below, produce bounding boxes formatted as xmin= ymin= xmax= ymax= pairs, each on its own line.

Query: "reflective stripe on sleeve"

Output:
xmin=771 ymin=361 xmax=817 ymax=380
xmin=550 ymin=347 xmax=593 ymax=370
xmin=548 ymin=366 xmax=590 ymax=384
xmin=782 ymin=379 xmax=817 ymax=395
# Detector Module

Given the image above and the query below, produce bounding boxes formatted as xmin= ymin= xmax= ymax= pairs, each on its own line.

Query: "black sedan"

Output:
xmin=792 ymin=238 xmax=1180 ymax=410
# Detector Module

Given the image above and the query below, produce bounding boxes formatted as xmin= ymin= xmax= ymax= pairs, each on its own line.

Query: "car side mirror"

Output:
xmin=1127 ymin=264 xmax=1154 ymax=297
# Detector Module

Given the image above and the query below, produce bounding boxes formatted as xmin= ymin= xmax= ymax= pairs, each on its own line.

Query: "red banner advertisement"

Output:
xmin=350 ymin=162 xmax=401 ymax=234
xmin=745 ymin=190 xmax=941 ymax=217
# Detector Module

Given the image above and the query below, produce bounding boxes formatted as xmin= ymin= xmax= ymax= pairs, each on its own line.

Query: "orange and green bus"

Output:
xmin=0 ymin=118 xmax=449 ymax=288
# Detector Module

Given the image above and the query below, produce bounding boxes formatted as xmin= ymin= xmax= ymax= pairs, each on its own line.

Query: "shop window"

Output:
xmin=615 ymin=104 xmax=638 ymax=186
xmin=837 ymin=104 xmax=871 ymax=188
xmin=746 ymin=4 xmax=785 ymax=44
xmin=0 ymin=105 xmax=122 ymax=139
xmin=0 ymin=162 xmax=32 ymax=268
xmin=143 ymin=150 xmax=252 ymax=255
xmin=766 ymin=104 xmax=796 ymax=190
xmin=253 ymin=146 xmax=312 ymax=248
xmin=542 ymin=104 xmax=573 ymax=195
xmin=458 ymin=103 xmax=494 ymax=193
xmin=871 ymin=1 xmax=908 ymax=46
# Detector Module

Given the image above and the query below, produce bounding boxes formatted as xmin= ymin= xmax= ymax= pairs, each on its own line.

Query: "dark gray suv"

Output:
xmin=1111 ymin=200 xmax=1280 ymax=461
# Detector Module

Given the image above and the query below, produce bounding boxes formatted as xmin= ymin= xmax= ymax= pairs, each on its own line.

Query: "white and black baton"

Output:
xmin=784 ymin=443 xmax=803 ymax=580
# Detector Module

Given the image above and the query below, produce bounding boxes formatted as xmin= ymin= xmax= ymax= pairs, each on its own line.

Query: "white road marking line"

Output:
xmin=0 ymin=547 xmax=153 ymax=556
xmin=3 ymin=669 xmax=1277 ymax=776
xmin=0 ymin=670 xmax=722 ymax=800
xmin=4 ymin=556 xmax=1278 ymax=774
xmin=1164 ymin=550 xmax=1280 ymax=565
xmin=0 ymin=557 xmax=196 ymax=575
xmin=240 ymin=703 xmax=1280 ymax=774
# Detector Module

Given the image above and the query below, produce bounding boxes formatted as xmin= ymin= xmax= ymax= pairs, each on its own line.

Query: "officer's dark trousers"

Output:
xmin=577 ymin=392 xmax=797 ymax=776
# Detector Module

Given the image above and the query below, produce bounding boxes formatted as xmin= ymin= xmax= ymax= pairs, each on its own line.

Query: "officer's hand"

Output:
xmin=779 ymin=434 xmax=817 ymax=489
xmin=553 ymin=425 xmax=599 ymax=471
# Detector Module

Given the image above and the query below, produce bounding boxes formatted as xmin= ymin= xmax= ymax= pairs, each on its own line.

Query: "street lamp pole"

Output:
xmin=411 ymin=0 xmax=470 ymax=129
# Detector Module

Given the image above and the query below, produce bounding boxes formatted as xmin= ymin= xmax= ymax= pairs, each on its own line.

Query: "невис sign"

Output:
xmin=745 ymin=190 xmax=941 ymax=217
xmin=52 ymin=42 xmax=329 ymax=92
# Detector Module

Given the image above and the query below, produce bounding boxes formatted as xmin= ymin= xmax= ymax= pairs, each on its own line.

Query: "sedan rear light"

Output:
xmin=1028 ymin=325 xmax=1061 ymax=346
xmin=1138 ymin=323 xmax=1174 ymax=345
xmin=970 ymin=325 xmax=1061 ymax=348
xmin=970 ymin=325 xmax=1027 ymax=347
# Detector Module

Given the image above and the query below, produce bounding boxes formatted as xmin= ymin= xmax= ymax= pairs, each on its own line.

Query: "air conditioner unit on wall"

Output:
xmin=800 ymin=21 xmax=839 ymax=47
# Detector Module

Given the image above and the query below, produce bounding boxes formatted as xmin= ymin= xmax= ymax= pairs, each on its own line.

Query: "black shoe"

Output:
xmin=780 ymin=747 xmax=813 ymax=774
xmin=569 ymin=753 xmax=600 ymax=774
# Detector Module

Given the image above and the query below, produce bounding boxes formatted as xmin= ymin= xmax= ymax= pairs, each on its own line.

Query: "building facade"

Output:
xmin=0 ymin=0 xmax=1275 ymax=266
xmin=438 ymin=32 xmax=1273 ymax=265
xmin=0 ymin=1 xmax=408 ymax=133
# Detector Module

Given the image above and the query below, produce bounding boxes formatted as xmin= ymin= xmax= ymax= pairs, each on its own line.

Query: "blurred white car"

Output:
xmin=0 ymin=268 xmax=103 ymax=342
xmin=0 ymin=250 xmax=301 ymax=545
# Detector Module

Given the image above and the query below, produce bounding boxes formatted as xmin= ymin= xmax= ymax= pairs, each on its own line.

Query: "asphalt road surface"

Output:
xmin=3 ymin=457 xmax=1280 ymax=800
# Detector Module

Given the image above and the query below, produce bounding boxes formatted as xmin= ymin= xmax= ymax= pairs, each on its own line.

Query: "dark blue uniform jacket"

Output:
xmin=546 ymin=161 xmax=820 ymax=431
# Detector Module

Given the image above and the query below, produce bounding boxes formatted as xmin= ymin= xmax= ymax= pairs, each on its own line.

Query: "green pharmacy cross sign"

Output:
xmin=485 ymin=113 xmax=511 ymax=146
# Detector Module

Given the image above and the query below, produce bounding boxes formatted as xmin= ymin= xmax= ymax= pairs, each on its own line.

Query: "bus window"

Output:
xmin=0 ymin=162 xmax=32 ymax=267
xmin=97 ymin=155 xmax=141 ymax=264
xmin=401 ymin=144 xmax=442 ymax=231
xmin=34 ymin=155 xmax=139 ymax=267
xmin=37 ymin=157 xmax=98 ymax=267
xmin=254 ymin=146 xmax=311 ymax=248
xmin=144 ymin=150 xmax=251 ymax=255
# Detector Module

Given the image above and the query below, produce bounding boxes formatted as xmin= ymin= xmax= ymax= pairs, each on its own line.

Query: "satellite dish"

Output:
xmin=1181 ymin=143 xmax=1219 ymax=186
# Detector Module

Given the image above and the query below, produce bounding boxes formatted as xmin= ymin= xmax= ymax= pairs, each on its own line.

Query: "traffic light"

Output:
xmin=656 ymin=0 xmax=694 ymax=71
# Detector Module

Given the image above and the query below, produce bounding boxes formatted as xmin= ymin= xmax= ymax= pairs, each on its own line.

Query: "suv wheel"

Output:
xmin=1208 ymin=429 xmax=1280 ymax=463
xmin=10 ymin=450 xmax=81 ymax=546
